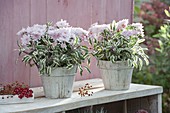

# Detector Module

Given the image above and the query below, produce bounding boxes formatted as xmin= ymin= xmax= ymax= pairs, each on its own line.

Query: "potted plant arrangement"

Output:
xmin=88 ymin=19 xmax=149 ymax=90
xmin=0 ymin=82 xmax=34 ymax=104
xmin=17 ymin=19 xmax=90 ymax=98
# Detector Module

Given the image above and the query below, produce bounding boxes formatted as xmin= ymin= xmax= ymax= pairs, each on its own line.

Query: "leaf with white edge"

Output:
xmin=79 ymin=66 xmax=83 ymax=76
xmin=110 ymin=56 xmax=115 ymax=63
xmin=155 ymin=48 xmax=162 ymax=53
xmin=89 ymin=38 xmax=93 ymax=45
xmin=137 ymin=39 xmax=145 ymax=44
xmin=87 ymin=57 xmax=91 ymax=66
xmin=17 ymin=40 xmax=22 ymax=49
xmin=61 ymin=54 xmax=66 ymax=61
xmin=165 ymin=9 xmax=170 ymax=17
xmin=47 ymin=66 xmax=51 ymax=75
xmin=66 ymin=64 xmax=73 ymax=70
xmin=144 ymin=58 xmax=149 ymax=65
xmin=84 ymin=66 xmax=91 ymax=73
xmin=138 ymin=58 xmax=143 ymax=70
xmin=74 ymin=37 xmax=79 ymax=45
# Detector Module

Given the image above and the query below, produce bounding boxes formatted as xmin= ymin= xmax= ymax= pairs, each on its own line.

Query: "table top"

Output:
xmin=0 ymin=78 xmax=163 ymax=113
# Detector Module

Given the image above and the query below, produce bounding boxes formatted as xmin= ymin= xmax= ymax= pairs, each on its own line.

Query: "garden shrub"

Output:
xmin=133 ymin=0 xmax=170 ymax=112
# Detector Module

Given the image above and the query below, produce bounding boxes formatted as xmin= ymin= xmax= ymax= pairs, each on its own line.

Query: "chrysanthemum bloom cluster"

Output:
xmin=17 ymin=19 xmax=89 ymax=75
xmin=17 ymin=19 xmax=88 ymax=46
xmin=89 ymin=19 xmax=144 ymax=40
xmin=17 ymin=19 xmax=148 ymax=74
xmin=88 ymin=19 xmax=148 ymax=69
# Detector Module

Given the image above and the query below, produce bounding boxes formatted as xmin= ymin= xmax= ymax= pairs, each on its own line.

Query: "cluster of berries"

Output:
xmin=78 ymin=83 xmax=93 ymax=97
xmin=0 ymin=81 xmax=33 ymax=99
xmin=13 ymin=87 xmax=33 ymax=99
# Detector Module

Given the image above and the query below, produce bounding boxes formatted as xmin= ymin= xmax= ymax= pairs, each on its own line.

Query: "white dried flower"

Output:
xmin=21 ymin=35 xmax=31 ymax=45
xmin=121 ymin=30 xmax=138 ymax=38
xmin=55 ymin=19 xmax=70 ymax=28
xmin=116 ymin=19 xmax=129 ymax=31
xmin=88 ymin=23 xmax=109 ymax=39
xmin=132 ymin=23 xmax=144 ymax=37
xmin=17 ymin=28 xmax=27 ymax=36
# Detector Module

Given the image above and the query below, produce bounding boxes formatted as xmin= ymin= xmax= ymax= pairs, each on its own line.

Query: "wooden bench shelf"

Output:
xmin=0 ymin=78 xmax=163 ymax=113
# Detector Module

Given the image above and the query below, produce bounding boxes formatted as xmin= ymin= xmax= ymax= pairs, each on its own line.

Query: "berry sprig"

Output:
xmin=0 ymin=81 xmax=33 ymax=99
xmin=78 ymin=83 xmax=93 ymax=97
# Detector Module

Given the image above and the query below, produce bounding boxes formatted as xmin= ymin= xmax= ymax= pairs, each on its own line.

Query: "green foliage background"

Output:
xmin=133 ymin=0 xmax=170 ymax=112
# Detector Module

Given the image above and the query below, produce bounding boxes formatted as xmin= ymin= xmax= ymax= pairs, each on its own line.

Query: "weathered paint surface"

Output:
xmin=98 ymin=60 xmax=133 ymax=90
xmin=0 ymin=0 xmax=134 ymax=87
xmin=0 ymin=79 xmax=163 ymax=113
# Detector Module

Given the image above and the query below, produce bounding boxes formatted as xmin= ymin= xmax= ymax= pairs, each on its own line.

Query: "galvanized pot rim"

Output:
xmin=97 ymin=60 xmax=133 ymax=70
xmin=41 ymin=65 xmax=78 ymax=77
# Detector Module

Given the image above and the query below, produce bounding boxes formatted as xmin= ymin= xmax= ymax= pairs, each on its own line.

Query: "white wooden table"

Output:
xmin=0 ymin=79 xmax=163 ymax=113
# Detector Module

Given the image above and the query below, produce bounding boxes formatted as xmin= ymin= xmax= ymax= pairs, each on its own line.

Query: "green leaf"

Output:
xmin=155 ymin=48 xmax=162 ymax=53
xmin=47 ymin=66 xmax=51 ymax=75
xmin=89 ymin=38 xmax=93 ymax=45
xmin=36 ymin=45 xmax=45 ymax=49
xmin=134 ymin=6 xmax=140 ymax=14
xmin=110 ymin=23 xmax=113 ymax=30
xmin=158 ymin=40 xmax=163 ymax=49
xmin=17 ymin=40 xmax=22 ymax=49
xmin=66 ymin=64 xmax=73 ymax=69
xmin=83 ymin=53 xmax=89 ymax=59
xmin=112 ymin=20 xmax=116 ymax=31
xmin=144 ymin=57 xmax=149 ymax=66
xmin=22 ymin=55 xmax=32 ymax=63
xmin=79 ymin=66 xmax=83 ymax=76
xmin=84 ymin=66 xmax=91 ymax=73
xmin=74 ymin=51 xmax=79 ymax=58
xmin=165 ymin=9 xmax=170 ymax=17
xmin=18 ymin=51 xmax=22 ymax=56
xmin=137 ymin=39 xmax=145 ymax=44
xmin=78 ymin=52 xmax=85 ymax=60
xmin=153 ymin=34 xmax=160 ymax=38
xmin=81 ymin=46 xmax=88 ymax=52
xmin=138 ymin=58 xmax=143 ymax=70
xmin=110 ymin=56 xmax=115 ymax=63
xmin=74 ymin=37 xmax=79 ymax=45
xmin=60 ymin=54 xmax=66 ymax=61
xmin=87 ymin=57 xmax=91 ymax=66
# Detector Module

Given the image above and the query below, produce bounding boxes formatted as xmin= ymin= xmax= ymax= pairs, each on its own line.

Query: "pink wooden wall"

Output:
xmin=0 ymin=0 xmax=134 ymax=87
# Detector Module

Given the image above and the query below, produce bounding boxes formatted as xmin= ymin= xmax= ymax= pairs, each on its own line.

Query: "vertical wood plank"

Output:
xmin=94 ymin=101 xmax=124 ymax=113
xmin=91 ymin=0 xmax=107 ymax=24
xmin=0 ymin=0 xmax=14 ymax=84
xmin=140 ymin=96 xmax=151 ymax=112
xmin=30 ymin=0 xmax=47 ymax=87
xmin=124 ymin=100 xmax=127 ymax=113
xmin=30 ymin=0 xmax=47 ymax=25
xmin=11 ymin=0 xmax=30 ymax=85
xmin=127 ymin=98 xmax=141 ymax=113
xmin=127 ymin=95 xmax=160 ymax=113
xmin=147 ymin=95 xmax=158 ymax=113
xmin=47 ymin=0 xmax=93 ymax=80
xmin=47 ymin=0 xmax=66 ymax=23
xmin=0 ymin=0 xmax=134 ymax=85
xmin=158 ymin=94 xmax=162 ymax=113
xmin=13 ymin=0 xmax=31 ymax=85
xmin=119 ymin=0 xmax=134 ymax=23
xmin=82 ymin=0 xmax=107 ymax=81
xmin=47 ymin=0 xmax=92 ymax=29
xmin=66 ymin=0 xmax=92 ymax=29
xmin=106 ymin=0 xmax=120 ymax=22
